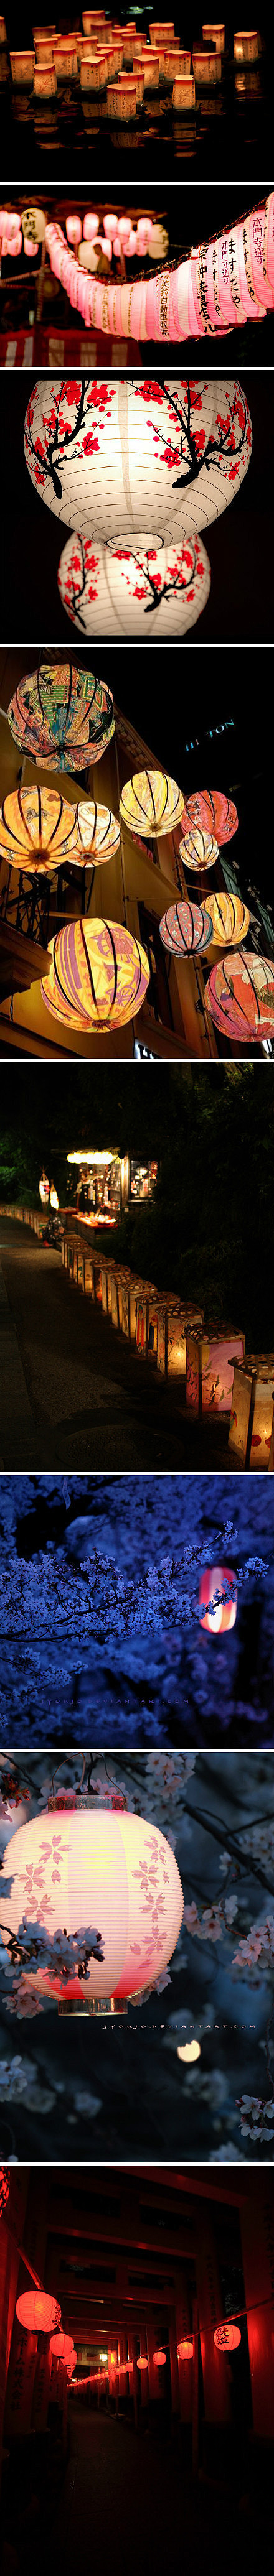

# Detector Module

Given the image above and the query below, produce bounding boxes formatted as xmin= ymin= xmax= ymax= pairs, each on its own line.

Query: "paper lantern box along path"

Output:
xmin=1 ymin=1806 xmax=183 ymax=2012
xmin=229 ymin=1356 xmax=274 ymax=1468
xmin=186 ymin=1325 xmax=245 ymax=1414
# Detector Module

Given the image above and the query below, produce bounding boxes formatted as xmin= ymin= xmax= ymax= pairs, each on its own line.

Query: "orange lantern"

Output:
xmin=16 ymin=2292 xmax=60 ymax=2332
xmin=153 ymin=2348 xmax=166 ymax=2366
xmin=2 ymin=1804 xmax=183 ymax=2011
xmin=214 ymin=2323 xmax=241 ymax=2351
xmin=50 ymin=2332 xmax=73 ymax=2360
xmin=137 ymin=2356 xmax=148 ymax=2371
xmin=199 ymin=1564 xmax=237 ymax=1634
xmin=0 ymin=786 xmax=80 ymax=878
xmin=40 ymin=917 xmax=149 ymax=1034
xmin=177 ymin=2338 xmax=193 ymax=2360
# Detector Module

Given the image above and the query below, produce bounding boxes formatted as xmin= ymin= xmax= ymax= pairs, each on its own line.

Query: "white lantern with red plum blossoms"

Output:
xmin=23 ymin=378 xmax=252 ymax=552
xmin=58 ymin=528 xmax=210 ymax=641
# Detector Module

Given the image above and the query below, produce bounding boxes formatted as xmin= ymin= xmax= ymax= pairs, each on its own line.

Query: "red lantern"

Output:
xmin=137 ymin=2356 xmax=148 ymax=2371
xmin=177 ymin=2338 xmax=193 ymax=2360
xmin=153 ymin=2349 xmax=166 ymax=2366
xmin=50 ymin=2332 xmax=73 ymax=2360
xmin=214 ymin=2323 xmax=241 ymax=2351
xmin=199 ymin=1564 xmax=237 ymax=1634
xmin=16 ymin=2292 xmax=61 ymax=2332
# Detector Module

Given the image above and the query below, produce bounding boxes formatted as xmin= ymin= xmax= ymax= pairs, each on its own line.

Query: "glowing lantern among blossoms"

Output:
xmin=40 ymin=919 xmax=149 ymax=1034
xmin=214 ymin=2323 xmax=241 ymax=2351
xmin=179 ymin=828 xmax=219 ymax=874
xmin=7 ymin=662 xmax=115 ymax=774
xmin=209 ymin=892 xmax=250 ymax=945
xmin=16 ymin=2293 xmax=61 ymax=2332
xmin=177 ymin=2339 xmax=193 ymax=2360
xmin=120 ymin=771 xmax=184 ymax=838
xmin=0 ymin=787 xmax=81 ymax=877
xmin=23 ymin=378 xmax=252 ymax=552
xmin=180 ymin=792 xmax=239 ymax=846
xmin=204 ymin=952 xmax=274 ymax=1044
xmin=1 ymin=1807 xmax=184 ymax=2010
xmin=199 ymin=1565 xmax=237 ymax=1633
xmin=160 ymin=899 xmax=212 ymax=957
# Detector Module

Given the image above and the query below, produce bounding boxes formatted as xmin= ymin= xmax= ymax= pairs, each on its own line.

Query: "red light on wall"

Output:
xmin=214 ymin=2323 xmax=241 ymax=2352
xmin=177 ymin=2339 xmax=194 ymax=2360
xmin=199 ymin=1564 xmax=237 ymax=1634
xmin=153 ymin=2349 xmax=166 ymax=2366
xmin=16 ymin=2292 xmax=61 ymax=2332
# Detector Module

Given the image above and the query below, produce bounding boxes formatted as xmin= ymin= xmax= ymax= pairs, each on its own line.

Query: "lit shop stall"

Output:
xmin=65 ymin=1147 xmax=157 ymax=1231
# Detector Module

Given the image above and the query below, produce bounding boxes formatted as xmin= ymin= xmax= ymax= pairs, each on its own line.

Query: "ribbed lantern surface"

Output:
xmin=179 ymin=827 xmax=219 ymax=873
xmin=75 ymin=800 xmax=120 ymax=861
xmin=57 ymin=528 xmax=211 ymax=641
xmin=40 ymin=919 xmax=149 ymax=1031
xmin=1 ymin=1809 xmax=184 ymax=2004
xmin=209 ymin=892 xmax=250 ymax=945
xmin=160 ymin=899 xmax=212 ymax=956
xmin=7 ymin=661 xmax=115 ymax=772
xmin=204 ymin=952 xmax=274 ymax=1043
xmin=16 ymin=2293 xmax=61 ymax=2331
xmin=24 ymin=376 xmax=252 ymax=548
xmin=180 ymin=790 xmax=239 ymax=845
xmin=0 ymin=787 xmax=80 ymax=876
xmin=120 ymin=769 xmax=184 ymax=837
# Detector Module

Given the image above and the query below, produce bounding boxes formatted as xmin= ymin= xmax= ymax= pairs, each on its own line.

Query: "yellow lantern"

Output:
xmin=120 ymin=770 xmax=184 ymax=837
xmin=209 ymin=891 xmax=250 ymax=944
xmin=74 ymin=801 xmax=120 ymax=863
xmin=40 ymin=917 xmax=149 ymax=1032
xmin=0 ymin=787 xmax=80 ymax=877
xmin=179 ymin=827 xmax=219 ymax=873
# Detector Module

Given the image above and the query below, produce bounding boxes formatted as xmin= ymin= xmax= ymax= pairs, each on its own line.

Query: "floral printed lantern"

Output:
xmin=209 ymin=892 xmax=250 ymax=945
xmin=74 ymin=801 xmax=120 ymax=863
xmin=57 ymin=528 xmax=211 ymax=642
xmin=40 ymin=919 xmax=149 ymax=1033
xmin=7 ymin=662 xmax=115 ymax=774
xmin=16 ymin=2293 xmax=61 ymax=2331
xmin=1 ymin=1807 xmax=183 ymax=2010
xmin=214 ymin=2324 xmax=241 ymax=2351
xmin=179 ymin=828 xmax=219 ymax=874
xmin=0 ymin=787 xmax=80 ymax=876
xmin=23 ymin=378 xmax=252 ymax=552
xmin=120 ymin=771 xmax=184 ymax=838
xmin=160 ymin=899 xmax=212 ymax=957
xmin=180 ymin=790 xmax=239 ymax=846
xmin=199 ymin=1565 xmax=237 ymax=1633
xmin=204 ymin=952 xmax=274 ymax=1044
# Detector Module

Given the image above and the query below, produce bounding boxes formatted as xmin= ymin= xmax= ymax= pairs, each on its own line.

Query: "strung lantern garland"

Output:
xmin=159 ymin=899 xmax=212 ymax=957
xmin=120 ymin=771 xmax=184 ymax=838
xmin=7 ymin=660 xmax=115 ymax=773
xmin=40 ymin=917 xmax=150 ymax=1034
xmin=204 ymin=950 xmax=274 ymax=1044
xmin=42 ymin=194 xmax=274 ymax=344
xmin=73 ymin=801 xmax=120 ymax=863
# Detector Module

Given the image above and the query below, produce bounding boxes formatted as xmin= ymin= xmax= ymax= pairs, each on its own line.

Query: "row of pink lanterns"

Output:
xmin=66 ymin=211 xmax=154 ymax=263
xmin=45 ymin=193 xmax=274 ymax=345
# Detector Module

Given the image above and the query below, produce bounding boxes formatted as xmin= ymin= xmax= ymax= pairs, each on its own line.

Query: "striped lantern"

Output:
xmin=74 ymin=802 xmax=120 ymax=863
xmin=204 ymin=952 xmax=274 ymax=1043
xmin=209 ymin=892 xmax=250 ymax=944
xmin=40 ymin=917 xmax=149 ymax=1032
xmin=120 ymin=770 xmax=184 ymax=838
xmin=180 ymin=790 xmax=239 ymax=845
xmin=1 ymin=1806 xmax=183 ymax=2008
xmin=159 ymin=899 xmax=212 ymax=956
xmin=180 ymin=828 xmax=219 ymax=874
xmin=23 ymin=378 xmax=252 ymax=552
xmin=0 ymin=787 xmax=80 ymax=876
xmin=16 ymin=2294 xmax=61 ymax=2332
xmin=7 ymin=661 xmax=115 ymax=774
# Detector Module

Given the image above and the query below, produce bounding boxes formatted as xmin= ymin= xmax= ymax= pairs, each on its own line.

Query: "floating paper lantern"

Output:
xmin=177 ymin=2339 xmax=193 ymax=2360
xmin=1 ymin=1807 xmax=183 ymax=2007
xmin=7 ymin=662 xmax=115 ymax=774
xmin=160 ymin=899 xmax=212 ymax=957
xmin=199 ymin=1565 xmax=237 ymax=1633
xmin=74 ymin=802 xmax=120 ymax=863
xmin=209 ymin=892 xmax=250 ymax=945
xmin=180 ymin=828 xmax=219 ymax=874
xmin=0 ymin=787 xmax=80 ymax=876
xmin=24 ymin=378 xmax=252 ymax=553
xmin=40 ymin=919 xmax=149 ymax=1034
xmin=120 ymin=771 xmax=184 ymax=838
xmin=16 ymin=2293 xmax=61 ymax=2332
xmin=204 ymin=952 xmax=274 ymax=1044
xmin=214 ymin=2323 xmax=241 ymax=2351
xmin=180 ymin=791 xmax=239 ymax=846
xmin=58 ymin=528 xmax=210 ymax=643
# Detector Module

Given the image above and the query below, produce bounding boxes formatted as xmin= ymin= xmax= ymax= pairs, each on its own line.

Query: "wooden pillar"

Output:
xmin=0 ymin=2183 xmax=25 ymax=2478
xmin=139 ymin=2327 xmax=148 ymax=2404
xmin=195 ymin=2213 xmax=231 ymax=2423
xmin=146 ymin=2321 xmax=160 ymax=2402
xmin=192 ymin=2297 xmax=199 ymax=2476
xmin=168 ymin=2314 xmax=180 ymax=2416
xmin=32 ymin=2333 xmax=52 ymax=2432
xmin=4 ymin=2322 xmax=37 ymax=2442
xmin=175 ymin=2276 xmax=193 ymax=2422
xmin=240 ymin=2185 xmax=274 ymax=2439
xmin=128 ymin=2332 xmax=138 ymax=2432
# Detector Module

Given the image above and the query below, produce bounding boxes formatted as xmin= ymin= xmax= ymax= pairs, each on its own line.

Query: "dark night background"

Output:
xmin=2 ymin=371 xmax=273 ymax=644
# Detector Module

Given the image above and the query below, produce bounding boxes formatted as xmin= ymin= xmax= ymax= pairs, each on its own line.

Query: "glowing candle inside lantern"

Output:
xmin=199 ymin=1565 xmax=237 ymax=1634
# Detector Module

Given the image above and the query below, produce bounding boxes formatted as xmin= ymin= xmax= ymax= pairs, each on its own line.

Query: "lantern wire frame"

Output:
xmin=159 ymin=899 xmax=213 ymax=958
xmin=40 ymin=917 xmax=150 ymax=1033
xmin=119 ymin=769 xmax=184 ymax=839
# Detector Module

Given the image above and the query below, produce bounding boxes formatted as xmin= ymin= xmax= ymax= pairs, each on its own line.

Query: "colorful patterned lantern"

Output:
xmin=180 ymin=791 xmax=239 ymax=846
xmin=57 ymin=528 xmax=211 ymax=642
xmin=1 ymin=1807 xmax=183 ymax=2008
xmin=159 ymin=899 xmax=212 ymax=957
xmin=177 ymin=2339 xmax=193 ymax=2360
xmin=209 ymin=892 xmax=250 ymax=945
xmin=16 ymin=2294 xmax=61 ymax=2332
xmin=24 ymin=378 xmax=252 ymax=551
xmin=199 ymin=1565 xmax=237 ymax=1633
xmin=204 ymin=952 xmax=274 ymax=1044
xmin=74 ymin=802 xmax=120 ymax=863
xmin=0 ymin=787 xmax=80 ymax=876
xmin=214 ymin=2323 xmax=241 ymax=2351
xmin=120 ymin=771 xmax=184 ymax=838
xmin=7 ymin=662 xmax=115 ymax=774
xmin=180 ymin=828 xmax=219 ymax=874
xmin=40 ymin=919 xmax=149 ymax=1033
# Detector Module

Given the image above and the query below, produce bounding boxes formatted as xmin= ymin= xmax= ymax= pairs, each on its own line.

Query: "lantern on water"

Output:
xmin=1 ymin=1807 xmax=183 ymax=2009
xmin=214 ymin=2323 xmax=241 ymax=2351
xmin=177 ymin=2339 xmax=193 ymax=2360
xmin=179 ymin=828 xmax=219 ymax=874
xmin=73 ymin=802 xmax=120 ymax=864
xmin=160 ymin=899 xmax=212 ymax=958
xmin=209 ymin=892 xmax=250 ymax=945
xmin=7 ymin=662 xmax=115 ymax=774
xmin=204 ymin=952 xmax=274 ymax=1044
xmin=0 ymin=787 xmax=81 ymax=877
xmin=180 ymin=791 xmax=239 ymax=846
xmin=199 ymin=1565 xmax=237 ymax=1633
xmin=16 ymin=2293 xmax=61 ymax=2332
xmin=24 ymin=378 xmax=252 ymax=552
xmin=120 ymin=771 xmax=184 ymax=838
xmin=153 ymin=2350 xmax=166 ymax=2366
xmin=40 ymin=919 xmax=149 ymax=1034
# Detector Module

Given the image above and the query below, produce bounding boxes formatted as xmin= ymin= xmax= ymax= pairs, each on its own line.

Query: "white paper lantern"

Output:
xmin=24 ymin=378 xmax=252 ymax=552
xmin=1 ymin=1808 xmax=183 ymax=2006
xmin=57 ymin=529 xmax=210 ymax=639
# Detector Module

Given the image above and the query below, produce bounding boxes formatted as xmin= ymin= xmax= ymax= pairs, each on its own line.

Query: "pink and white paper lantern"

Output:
xmin=24 ymin=376 xmax=252 ymax=556
xmin=1 ymin=1805 xmax=183 ymax=2007
xmin=44 ymin=205 xmax=273 ymax=343
xmin=57 ymin=528 xmax=211 ymax=640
